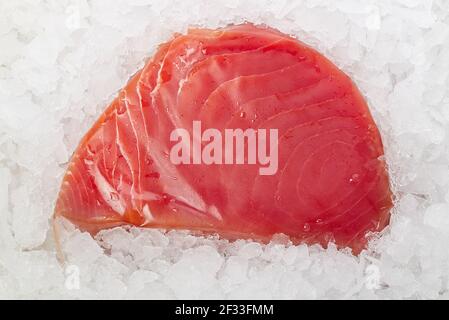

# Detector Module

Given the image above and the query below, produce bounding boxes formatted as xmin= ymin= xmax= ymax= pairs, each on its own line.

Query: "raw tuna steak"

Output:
xmin=55 ymin=23 xmax=392 ymax=253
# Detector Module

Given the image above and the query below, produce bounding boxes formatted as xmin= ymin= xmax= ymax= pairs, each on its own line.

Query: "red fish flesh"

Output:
xmin=55 ymin=23 xmax=392 ymax=253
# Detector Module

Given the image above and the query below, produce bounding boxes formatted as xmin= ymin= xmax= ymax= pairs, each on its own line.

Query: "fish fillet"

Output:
xmin=55 ymin=23 xmax=393 ymax=254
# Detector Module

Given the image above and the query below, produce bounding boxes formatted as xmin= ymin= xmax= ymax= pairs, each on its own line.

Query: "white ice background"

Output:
xmin=1 ymin=0 xmax=449 ymax=299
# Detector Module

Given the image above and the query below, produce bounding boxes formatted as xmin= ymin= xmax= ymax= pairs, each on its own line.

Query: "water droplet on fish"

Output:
xmin=316 ymin=218 xmax=323 ymax=224
xmin=349 ymin=173 xmax=360 ymax=184
xmin=145 ymin=157 xmax=153 ymax=165
xmin=117 ymin=103 xmax=126 ymax=115
xmin=303 ymin=223 xmax=310 ymax=232
xmin=172 ymin=208 xmax=178 ymax=213
xmin=161 ymin=193 xmax=171 ymax=204
xmin=110 ymin=192 xmax=119 ymax=201
xmin=239 ymin=111 xmax=246 ymax=118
